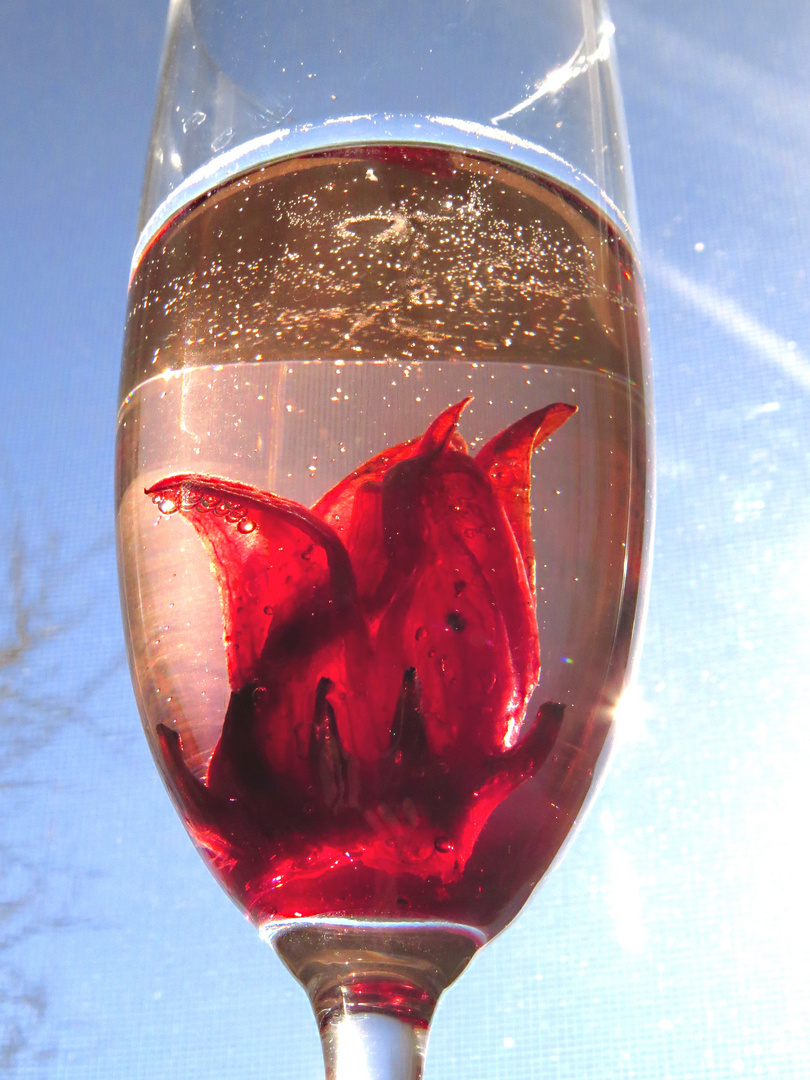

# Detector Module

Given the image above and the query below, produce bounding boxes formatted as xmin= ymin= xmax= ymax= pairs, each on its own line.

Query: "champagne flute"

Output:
xmin=116 ymin=1 xmax=652 ymax=1076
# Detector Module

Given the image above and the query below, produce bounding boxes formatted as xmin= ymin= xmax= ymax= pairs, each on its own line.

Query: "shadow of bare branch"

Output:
xmin=0 ymin=527 xmax=121 ymax=1073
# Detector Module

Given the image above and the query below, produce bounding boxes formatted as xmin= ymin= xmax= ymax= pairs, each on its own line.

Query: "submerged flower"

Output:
xmin=148 ymin=397 xmax=575 ymax=911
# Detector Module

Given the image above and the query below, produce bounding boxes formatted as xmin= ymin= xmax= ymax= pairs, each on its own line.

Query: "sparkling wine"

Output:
xmin=117 ymin=143 xmax=648 ymax=940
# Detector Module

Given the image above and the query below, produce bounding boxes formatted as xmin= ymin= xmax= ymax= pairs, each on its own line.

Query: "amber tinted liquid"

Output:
xmin=117 ymin=144 xmax=649 ymax=937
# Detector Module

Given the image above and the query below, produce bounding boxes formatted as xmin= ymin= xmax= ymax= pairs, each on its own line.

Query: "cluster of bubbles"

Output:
xmin=152 ymin=490 xmax=256 ymax=534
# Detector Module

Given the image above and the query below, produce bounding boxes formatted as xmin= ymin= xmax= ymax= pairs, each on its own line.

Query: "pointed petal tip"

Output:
xmin=145 ymin=473 xmax=245 ymax=498
xmin=475 ymin=400 xmax=577 ymax=470
xmin=544 ymin=400 xmax=577 ymax=426
xmin=419 ymin=397 xmax=473 ymax=454
xmin=155 ymin=721 xmax=180 ymax=748
xmin=520 ymin=401 xmax=577 ymax=443
xmin=145 ymin=474 xmax=193 ymax=497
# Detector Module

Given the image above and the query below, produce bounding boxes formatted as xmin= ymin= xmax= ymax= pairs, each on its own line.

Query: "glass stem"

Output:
xmin=319 ymin=1010 xmax=429 ymax=1080
xmin=272 ymin=920 xmax=480 ymax=1080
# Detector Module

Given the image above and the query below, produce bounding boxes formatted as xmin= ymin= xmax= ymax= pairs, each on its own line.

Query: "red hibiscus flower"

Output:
xmin=147 ymin=397 xmax=575 ymax=914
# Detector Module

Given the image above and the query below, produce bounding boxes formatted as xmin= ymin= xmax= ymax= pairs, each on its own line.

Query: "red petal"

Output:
xmin=416 ymin=397 xmax=471 ymax=457
xmin=314 ymin=399 xmax=472 ymax=615
xmin=314 ymin=439 xmax=418 ymax=613
xmin=314 ymin=438 xmax=417 ymax=523
xmin=375 ymin=446 xmax=538 ymax=757
xmin=146 ymin=475 xmax=359 ymax=691
xmin=148 ymin=476 xmax=389 ymax=794
xmin=450 ymin=702 xmax=565 ymax=866
xmin=475 ymin=403 xmax=576 ymax=599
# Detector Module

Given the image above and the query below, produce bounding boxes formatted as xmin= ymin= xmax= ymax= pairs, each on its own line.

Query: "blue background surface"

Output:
xmin=1 ymin=1 xmax=809 ymax=1077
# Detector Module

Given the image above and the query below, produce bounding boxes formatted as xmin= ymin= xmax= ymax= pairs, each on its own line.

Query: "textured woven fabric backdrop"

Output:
xmin=1 ymin=1 xmax=808 ymax=1076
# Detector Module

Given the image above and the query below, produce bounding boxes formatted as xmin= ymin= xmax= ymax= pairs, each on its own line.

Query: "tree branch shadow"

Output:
xmin=0 ymin=526 xmax=122 ymax=1073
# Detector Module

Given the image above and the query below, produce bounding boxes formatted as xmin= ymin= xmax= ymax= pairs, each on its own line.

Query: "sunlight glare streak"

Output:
xmin=606 ymin=839 xmax=647 ymax=953
xmin=612 ymin=681 xmax=653 ymax=746
xmin=492 ymin=22 xmax=615 ymax=125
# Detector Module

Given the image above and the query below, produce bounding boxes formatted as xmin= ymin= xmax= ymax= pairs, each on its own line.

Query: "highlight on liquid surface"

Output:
xmin=117 ymin=143 xmax=649 ymax=938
